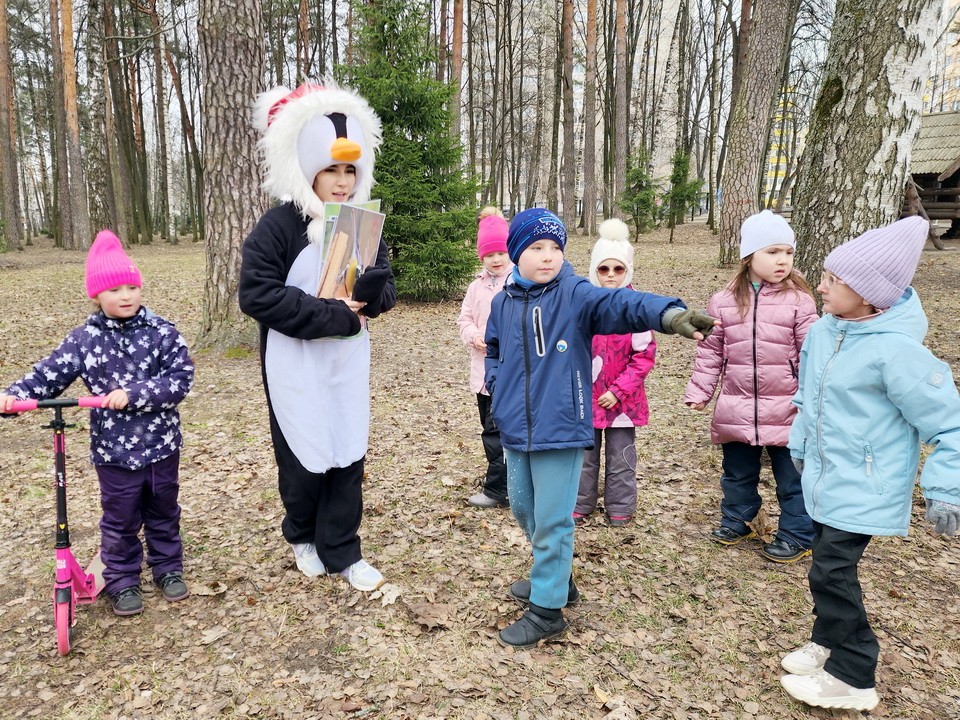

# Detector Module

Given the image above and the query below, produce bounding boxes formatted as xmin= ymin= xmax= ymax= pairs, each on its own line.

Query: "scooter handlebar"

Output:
xmin=6 ymin=396 xmax=108 ymax=413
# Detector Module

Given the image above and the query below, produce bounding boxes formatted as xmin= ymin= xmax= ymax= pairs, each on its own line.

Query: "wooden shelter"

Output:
xmin=907 ymin=111 xmax=960 ymax=239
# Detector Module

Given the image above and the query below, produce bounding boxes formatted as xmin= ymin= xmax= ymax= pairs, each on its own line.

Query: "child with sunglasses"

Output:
xmin=779 ymin=216 xmax=960 ymax=711
xmin=684 ymin=210 xmax=818 ymax=562
xmin=573 ymin=219 xmax=656 ymax=527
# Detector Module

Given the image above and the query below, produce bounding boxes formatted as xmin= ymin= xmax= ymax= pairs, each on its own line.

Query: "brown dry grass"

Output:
xmin=0 ymin=224 xmax=957 ymax=719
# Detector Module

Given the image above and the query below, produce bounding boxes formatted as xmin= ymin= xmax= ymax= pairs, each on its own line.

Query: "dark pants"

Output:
xmin=576 ymin=427 xmax=637 ymax=517
xmin=97 ymin=451 xmax=182 ymax=596
xmin=477 ymin=393 xmax=507 ymax=502
xmin=719 ymin=442 xmax=813 ymax=548
xmin=809 ymin=522 xmax=877 ymax=689
xmin=270 ymin=410 xmax=364 ymax=574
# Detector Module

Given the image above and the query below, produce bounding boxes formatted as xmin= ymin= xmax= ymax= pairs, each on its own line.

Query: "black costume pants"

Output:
xmin=268 ymin=410 xmax=364 ymax=574
xmin=809 ymin=521 xmax=877 ymax=689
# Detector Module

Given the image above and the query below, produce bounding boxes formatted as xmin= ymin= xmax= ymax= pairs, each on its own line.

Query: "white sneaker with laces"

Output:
xmin=781 ymin=641 xmax=831 ymax=675
xmin=340 ymin=559 xmax=384 ymax=591
xmin=780 ymin=670 xmax=880 ymax=711
xmin=292 ymin=543 xmax=326 ymax=577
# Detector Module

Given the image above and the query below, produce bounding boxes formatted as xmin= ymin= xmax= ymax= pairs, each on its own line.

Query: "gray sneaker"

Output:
xmin=467 ymin=492 xmax=508 ymax=508
xmin=156 ymin=572 xmax=190 ymax=602
xmin=110 ymin=585 xmax=143 ymax=616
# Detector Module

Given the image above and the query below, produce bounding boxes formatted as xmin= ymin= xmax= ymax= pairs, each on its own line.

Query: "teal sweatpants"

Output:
xmin=504 ymin=447 xmax=584 ymax=610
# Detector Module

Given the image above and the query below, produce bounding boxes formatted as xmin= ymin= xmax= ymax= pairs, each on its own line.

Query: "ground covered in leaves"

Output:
xmin=0 ymin=224 xmax=957 ymax=720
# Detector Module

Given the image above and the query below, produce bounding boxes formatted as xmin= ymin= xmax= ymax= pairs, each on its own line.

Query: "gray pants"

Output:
xmin=576 ymin=427 xmax=637 ymax=517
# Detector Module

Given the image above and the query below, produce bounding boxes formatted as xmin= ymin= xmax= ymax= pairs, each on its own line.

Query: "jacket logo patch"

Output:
xmin=928 ymin=371 xmax=944 ymax=387
xmin=556 ymin=340 xmax=568 ymax=353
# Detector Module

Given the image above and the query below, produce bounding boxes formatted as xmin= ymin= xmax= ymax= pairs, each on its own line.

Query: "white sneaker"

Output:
xmin=340 ymin=559 xmax=384 ymax=591
xmin=781 ymin=641 xmax=831 ymax=675
xmin=292 ymin=543 xmax=326 ymax=577
xmin=781 ymin=670 xmax=880 ymax=711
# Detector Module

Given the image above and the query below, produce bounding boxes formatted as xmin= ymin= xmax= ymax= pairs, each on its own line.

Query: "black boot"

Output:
xmin=498 ymin=603 xmax=568 ymax=648
xmin=508 ymin=576 xmax=580 ymax=605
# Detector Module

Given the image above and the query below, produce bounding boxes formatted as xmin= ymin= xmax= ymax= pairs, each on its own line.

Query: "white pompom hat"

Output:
xmin=589 ymin=218 xmax=634 ymax=288
xmin=252 ymin=80 xmax=382 ymax=244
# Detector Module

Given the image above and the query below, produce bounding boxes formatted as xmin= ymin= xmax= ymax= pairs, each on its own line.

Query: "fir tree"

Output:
xmin=344 ymin=0 xmax=477 ymax=301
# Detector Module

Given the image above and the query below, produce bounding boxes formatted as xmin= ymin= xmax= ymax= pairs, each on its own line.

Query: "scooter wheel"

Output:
xmin=54 ymin=600 xmax=71 ymax=655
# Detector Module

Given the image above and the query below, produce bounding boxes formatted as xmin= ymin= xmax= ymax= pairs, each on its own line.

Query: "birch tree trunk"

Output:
xmin=717 ymin=0 xmax=798 ymax=265
xmin=0 ymin=0 xmax=23 ymax=250
xmin=197 ymin=0 xmax=265 ymax=348
xmin=85 ymin=0 xmax=116 ymax=233
xmin=793 ymin=0 xmax=944 ymax=280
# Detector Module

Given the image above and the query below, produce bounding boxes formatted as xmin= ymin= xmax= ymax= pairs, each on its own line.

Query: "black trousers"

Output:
xmin=809 ymin=521 xmax=877 ymax=689
xmin=477 ymin=393 xmax=507 ymax=501
xmin=269 ymin=409 xmax=364 ymax=574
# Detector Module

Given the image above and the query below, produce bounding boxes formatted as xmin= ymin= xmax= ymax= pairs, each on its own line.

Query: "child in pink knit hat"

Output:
xmin=457 ymin=207 xmax=512 ymax=508
xmin=780 ymin=216 xmax=960 ymax=711
xmin=1 ymin=230 xmax=194 ymax=617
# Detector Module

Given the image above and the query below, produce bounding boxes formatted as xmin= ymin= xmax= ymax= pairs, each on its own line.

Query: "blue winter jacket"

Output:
xmin=788 ymin=288 xmax=960 ymax=536
xmin=484 ymin=261 xmax=682 ymax=452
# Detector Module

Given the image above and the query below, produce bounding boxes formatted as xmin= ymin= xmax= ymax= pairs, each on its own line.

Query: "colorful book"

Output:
xmin=316 ymin=202 xmax=386 ymax=299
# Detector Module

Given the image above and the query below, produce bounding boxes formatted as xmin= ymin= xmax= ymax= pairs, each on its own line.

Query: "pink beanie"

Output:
xmin=477 ymin=215 xmax=508 ymax=258
xmin=823 ymin=216 xmax=927 ymax=309
xmin=85 ymin=230 xmax=142 ymax=298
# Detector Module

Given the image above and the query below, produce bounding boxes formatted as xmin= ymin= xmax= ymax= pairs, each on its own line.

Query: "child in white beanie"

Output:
xmin=685 ymin=210 xmax=818 ymax=562
xmin=780 ymin=215 xmax=960 ymax=711
xmin=574 ymin=219 xmax=656 ymax=527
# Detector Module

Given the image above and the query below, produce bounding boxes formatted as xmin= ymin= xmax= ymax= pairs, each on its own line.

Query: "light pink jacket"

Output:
xmin=457 ymin=266 xmax=511 ymax=394
xmin=684 ymin=282 xmax=818 ymax=446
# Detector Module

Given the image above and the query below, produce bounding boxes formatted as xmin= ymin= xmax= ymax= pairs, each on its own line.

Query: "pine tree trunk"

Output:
xmin=0 ymin=0 xmax=23 ymax=250
xmin=61 ymin=0 xmax=90 ymax=249
xmin=450 ymin=0 xmax=463 ymax=139
xmin=793 ymin=0 xmax=943 ymax=280
xmin=197 ymin=0 xmax=265 ymax=348
xmin=560 ymin=0 xmax=575 ymax=226
xmin=579 ymin=0 xmax=598 ymax=235
xmin=49 ymin=0 xmax=71 ymax=248
xmin=717 ymin=0 xmax=797 ymax=265
xmin=146 ymin=0 xmax=172 ymax=242
xmin=85 ymin=0 xmax=115 ymax=233
xmin=612 ymin=0 xmax=627 ymax=213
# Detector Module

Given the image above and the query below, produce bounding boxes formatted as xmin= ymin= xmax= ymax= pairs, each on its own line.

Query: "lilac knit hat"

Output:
xmin=823 ymin=216 xmax=927 ymax=309
xmin=477 ymin=215 xmax=508 ymax=258
xmin=85 ymin=230 xmax=142 ymax=298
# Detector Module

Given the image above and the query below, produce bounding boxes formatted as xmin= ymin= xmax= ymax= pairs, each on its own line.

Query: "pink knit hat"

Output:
xmin=823 ymin=216 xmax=927 ymax=309
xmin=85 ymin=230 xmax=142 ymax=298
xmin=477 ymin=215 xmax=508 ymax=258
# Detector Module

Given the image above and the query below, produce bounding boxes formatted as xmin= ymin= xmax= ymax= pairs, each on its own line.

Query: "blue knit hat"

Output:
xmin=507 ymin=208 xmax=568 ymax=263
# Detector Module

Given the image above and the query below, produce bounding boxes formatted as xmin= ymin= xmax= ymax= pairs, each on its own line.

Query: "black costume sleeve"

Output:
xmin=238 ymin=209 xmax=362 ymax=339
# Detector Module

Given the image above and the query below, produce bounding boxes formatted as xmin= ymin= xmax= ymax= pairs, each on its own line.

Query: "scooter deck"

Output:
xmin=84 ymin=551 xmax=106 ymax=597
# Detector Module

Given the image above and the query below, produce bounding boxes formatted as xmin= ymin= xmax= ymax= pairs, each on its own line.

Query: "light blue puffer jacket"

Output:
xmin=788 ymin=288 xmax=960 ymax=536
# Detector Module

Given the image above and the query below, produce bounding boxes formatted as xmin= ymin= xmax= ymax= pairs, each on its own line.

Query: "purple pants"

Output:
xmin=97 ymin=451 xmax=183 ymax=596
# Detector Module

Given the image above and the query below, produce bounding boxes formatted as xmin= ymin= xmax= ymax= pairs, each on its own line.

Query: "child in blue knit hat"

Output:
xmin=781 ymin=215 xmax=960 ymax=711
xmin=484 ymin=207 xmax=716 ymax=648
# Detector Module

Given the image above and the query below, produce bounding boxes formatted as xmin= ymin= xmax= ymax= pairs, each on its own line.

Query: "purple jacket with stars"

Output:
xmin=4 ymin=307 xmax=194 ymax=470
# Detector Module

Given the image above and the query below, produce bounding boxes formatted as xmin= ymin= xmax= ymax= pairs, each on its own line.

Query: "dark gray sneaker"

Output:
xmin=508 ymin=577 xmax=580 ymax=605
xmin=110 ymin=585 xmax=143 ymax=616
xmin=498 ymin=607 xmax=568 ymax=648
xmin=156 ymin=572 xmax=190 ymax=602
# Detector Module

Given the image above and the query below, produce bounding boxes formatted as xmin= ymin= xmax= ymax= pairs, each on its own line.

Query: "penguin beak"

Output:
xmin=330 ymin=137 xmax=362 ymax=162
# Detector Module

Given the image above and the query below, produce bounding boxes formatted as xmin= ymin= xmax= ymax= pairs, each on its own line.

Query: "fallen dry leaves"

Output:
xmin=0 ymin=227 xmax=957 ymax=719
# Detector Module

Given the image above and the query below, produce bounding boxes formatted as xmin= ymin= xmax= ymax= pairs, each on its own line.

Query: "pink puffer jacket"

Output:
xmin=591 ymin=330 xmax=656 ymax=428
xmin=684 ymin=282 xmax=818 ymax=446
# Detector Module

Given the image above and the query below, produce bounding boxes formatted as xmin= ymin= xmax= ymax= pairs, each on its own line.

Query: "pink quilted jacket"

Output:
xmin=684 ymin=282 xmax=818 ymax=446
xmin=457 ymin=266 xmax=511 ymax=394
xmin=591 ymin=330 xmax=656 ymax=428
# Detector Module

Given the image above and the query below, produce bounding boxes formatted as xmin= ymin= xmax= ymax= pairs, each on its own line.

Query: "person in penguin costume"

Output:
xmin=239 ymin=81 xmax=396 ymax=591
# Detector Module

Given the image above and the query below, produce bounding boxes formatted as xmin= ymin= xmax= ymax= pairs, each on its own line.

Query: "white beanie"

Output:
xmin=589 ymin=219 xmax=634 ymax=288
xmin=740 ymin=210 xmax=795 ymax=259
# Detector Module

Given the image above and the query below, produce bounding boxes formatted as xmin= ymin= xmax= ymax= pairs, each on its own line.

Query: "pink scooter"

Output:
xmin=7 ymin=396 xmax=107 ymax=655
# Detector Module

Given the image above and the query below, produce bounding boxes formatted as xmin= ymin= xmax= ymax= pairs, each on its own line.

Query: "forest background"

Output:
xmin=0 ymin=0 xmax=959 ymax=717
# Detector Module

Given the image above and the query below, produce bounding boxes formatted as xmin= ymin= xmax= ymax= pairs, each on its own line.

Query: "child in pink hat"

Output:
xmin=457 ymin=207 xmax=512 ymax=508
xmin=780 ymin=216 xmax=960 ymax=711
xmin=0 ymin=230 xmax=194 ymax=617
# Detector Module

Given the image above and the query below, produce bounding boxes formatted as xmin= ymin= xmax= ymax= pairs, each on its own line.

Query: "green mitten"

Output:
xmin=662 ymin=308 xmax=717 ymax=339
xmin=925 ymin=499 xmax=960 ymax=536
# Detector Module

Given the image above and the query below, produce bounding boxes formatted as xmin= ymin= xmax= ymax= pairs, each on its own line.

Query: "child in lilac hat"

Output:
xmin=781 ymin=216 xmax=960 ymax=711
xmin=0 ymin=230 xmax=194 ymax=617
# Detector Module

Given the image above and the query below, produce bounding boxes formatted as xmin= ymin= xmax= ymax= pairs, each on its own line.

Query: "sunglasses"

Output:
xmin=819 ymin=271 xmax=847 ymax=288
xmin=597 ymin=264 xmax=626 ymax=275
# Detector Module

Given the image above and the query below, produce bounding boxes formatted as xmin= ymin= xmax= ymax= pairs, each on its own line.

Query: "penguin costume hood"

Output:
xmin=252 ymin=81 xmax=383 ymax=245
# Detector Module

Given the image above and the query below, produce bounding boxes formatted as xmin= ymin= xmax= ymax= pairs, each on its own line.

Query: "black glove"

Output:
xmin=352 ymin=267 xmax=392 ymax=318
